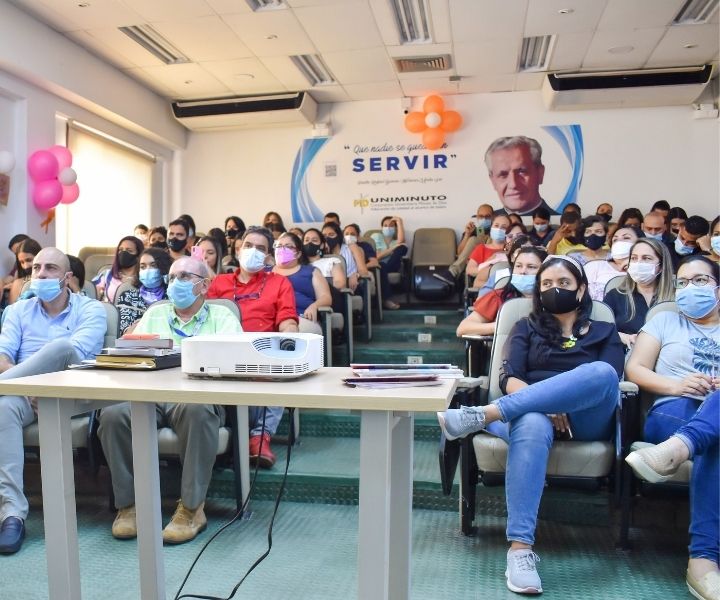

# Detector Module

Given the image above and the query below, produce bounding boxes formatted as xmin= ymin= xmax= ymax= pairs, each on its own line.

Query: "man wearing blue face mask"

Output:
xmin=642 ymin=212 xmax=675 ymax=247
xmin=99 ymin=257 xmax=242 ymax=545
xmin=0 ymin=247 xmax=105 ymax=554
xmin=208 ymin=227 xmax=298 ymax=468
xmin=669 ymin=216 xmax=709 ymax=271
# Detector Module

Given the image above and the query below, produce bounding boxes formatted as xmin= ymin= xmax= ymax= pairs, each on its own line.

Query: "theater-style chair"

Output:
xmin=78 ymin=246 xmax=115 ymax=264
xmin=336 ymin=254 xmax=373 ymax=343
xmin=444 ymin=297 xmax=626 ymax=535
xmin=464 ymin=260 xmax=510 ymax=311
xmin=82 ymin=281 xmax=98 ymax=299
xmin=84 ymin=254 xmax=115 ymax=282
xmin=618 ymin=301 xmax=691 ymax=549
xmin=325 ymin=277 xmax=355 ymax=364
xmin=23 ymin=302 xmax=120 ymax=475
xmin=358 ymin=235 xmax=384 ymax=321
xmin=409 ymin=228 xmax=457 ymax=302
xmin=604 ymin=274 xmax=626 ymax=298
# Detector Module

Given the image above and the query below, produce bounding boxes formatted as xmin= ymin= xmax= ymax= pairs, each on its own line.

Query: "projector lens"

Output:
xmin=279 ymin=338 xmax=296 ymax=351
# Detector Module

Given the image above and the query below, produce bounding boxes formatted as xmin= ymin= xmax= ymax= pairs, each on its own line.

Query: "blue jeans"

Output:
xmin=249 ymin=406 xmax=283 ymax=437
xmin=379 ymin=245 xmax=408 ymax=300
xmin=644 ymin=392 xmax=719 ymax=563
xmin=493 ymin=361 xmax=620 ymax=545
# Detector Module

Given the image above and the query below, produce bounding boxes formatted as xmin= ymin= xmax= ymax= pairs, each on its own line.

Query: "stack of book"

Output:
xmin=89 ymin=334 xmax=181 ymax=370
xmin=343 ymin=363 xmax=463 ymax=388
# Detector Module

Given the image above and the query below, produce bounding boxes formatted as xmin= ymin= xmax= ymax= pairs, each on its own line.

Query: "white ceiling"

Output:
xmin=9 ymin=0 xmax=720 ymax=103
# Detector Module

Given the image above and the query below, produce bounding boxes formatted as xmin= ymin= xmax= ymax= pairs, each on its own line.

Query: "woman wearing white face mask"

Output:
xmin=271 ymin=232 xmax=332 ymax=335
xmin=466 ymin=214 xmax=511 ymax=287
xmin=583 ymin=226 xmax=639 ymax=301
xmin=604 ymin=238 xmax=675 ymax=350
xmin=457 ymin=246 xmax=546 ymax=336
xmin=369 ymin=216 xmax=408 ymax=309
xmin=625 ymin=255 xmax=720 ymax=600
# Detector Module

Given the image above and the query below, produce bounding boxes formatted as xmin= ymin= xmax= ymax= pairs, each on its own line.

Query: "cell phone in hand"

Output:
xmin=191 ymin=246 xmax=203 ymax=260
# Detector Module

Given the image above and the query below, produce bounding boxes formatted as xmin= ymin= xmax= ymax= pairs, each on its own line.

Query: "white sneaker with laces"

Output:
xmin=436 ymin=405 xmax=486 ymax=441
xmin=505 ymin=548 xmax=543 ymax=594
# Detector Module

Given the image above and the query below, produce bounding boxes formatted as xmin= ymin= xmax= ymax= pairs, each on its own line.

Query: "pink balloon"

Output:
xmin=27 ymin=150 xmax=59 ymax=182
xmin=48 ymin=145 xmax=73 ymax=170
xmin=60 ymin=183 xmax=80 ymax=204
xmin=33 ymin=179 xmax=63 ymax=210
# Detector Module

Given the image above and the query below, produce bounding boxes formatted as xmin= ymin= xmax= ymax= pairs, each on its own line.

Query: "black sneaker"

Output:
xmin=432 ymin=269 xmax=455 ymax=286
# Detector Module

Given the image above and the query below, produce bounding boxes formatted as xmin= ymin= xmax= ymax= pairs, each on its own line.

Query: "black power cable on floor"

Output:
xmin=173 ymin=408 xmax=294 ymax=600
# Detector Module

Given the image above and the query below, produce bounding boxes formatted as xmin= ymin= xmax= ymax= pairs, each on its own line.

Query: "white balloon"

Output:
xmin=0 ymin=150 xmax=15 ymax=175
xmin=424 ymin=112 xmax=442 ymax=128
xmin=58 ymin=167 xmax=77 ymax=186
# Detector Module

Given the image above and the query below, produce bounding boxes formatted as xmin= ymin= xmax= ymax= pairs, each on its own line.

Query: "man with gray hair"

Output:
xmin=98 ymin=257 xmax=242 ymax=545
xmin=485 ymin=136 xmax=557 ymax=216
xmin=0 ymin=247 xmax=105 ymax=554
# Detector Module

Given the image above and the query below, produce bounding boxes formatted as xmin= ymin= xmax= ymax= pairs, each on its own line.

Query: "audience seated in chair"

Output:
xmin=624 ymin=255 xmax=719 ymax=600
xmin=1 ymin=234 xmax=29 ymax=291
xmin=322 ymin=221 xmax=365 ymax=292
xmin=167 ymin=218 xmax=191 ymax=261
xmin=706 ymin=216 xmax=720 ymax=264
xmin=115 ymin=248 xmax=171 ymax=335
xmin=546 ymin=211 xmax=583 ymax=256
xmin=0 ymin=248 xmax=105 ymax=554
xmin=223 ymin=216 xmax=246 ymax=253
xmin=669 ymin=215 xmax=710 ymax=270
xmin=567 ymin=215 xmax=611 ymax=266
xmin=262 ymin=211 xmax=287 ymax=240
xmin=93 ymin=236 xmax=144 ymax=303
xmin=147 ymin=226 xmax=167 ymax=249
xmin=6 ymin=239 xmax=41 ymax=305
xmin=527 ymin=206 xmax=555 ymax=248
xmin=195 ymin=235 xmax=226 ymax=279
xmin=457 ymin=246 xmax=546 ymax=337
xmin=272 ymin=232 xmax=332 ymax=335
xmin=668 ymin=206 xmax=688 ymax=236
xmin=464 ymin=213 xmax=510 ymax=286
xmin=369 ymin=215 xmax=408 ymax=309
xmin=208 ymin=226 xmax=298 ymax=468
xmin=603 ymin=238 xmax=675 ymax=351
xmin=438 ymin=255 xmax=624 ymax=595
xmin=98 ymin=257 xmax=241 ymax=545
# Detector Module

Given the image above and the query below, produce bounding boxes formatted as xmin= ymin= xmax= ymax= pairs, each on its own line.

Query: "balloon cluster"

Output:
xmin=404 ymin=95 xmax=462 ymax=150
xmin=27 ymin=146 xmax=79 ymax=211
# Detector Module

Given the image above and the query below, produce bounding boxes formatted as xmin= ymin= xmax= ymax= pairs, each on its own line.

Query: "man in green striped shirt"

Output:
xmin=99 ymin=258 xmax=241 ymax=545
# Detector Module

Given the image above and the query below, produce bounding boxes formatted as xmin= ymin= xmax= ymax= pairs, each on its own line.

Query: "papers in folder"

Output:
xmin=343 ymin=363 xmax=463 ymax=388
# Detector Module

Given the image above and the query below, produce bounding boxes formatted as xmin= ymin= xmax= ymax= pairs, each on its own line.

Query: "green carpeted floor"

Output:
xmin=3 ymin=494 xmax=689 ymax=600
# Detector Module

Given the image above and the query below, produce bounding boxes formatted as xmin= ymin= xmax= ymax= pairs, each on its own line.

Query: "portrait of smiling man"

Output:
xmin=485 ymin=135 xmax=558 ymax=217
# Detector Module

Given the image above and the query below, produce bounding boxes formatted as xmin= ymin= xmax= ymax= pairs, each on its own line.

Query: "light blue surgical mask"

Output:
xmin=489 ymin=227 xmax=506 ymax=243
xmin=477 ymin=218 xmax=492 ymax=231
xmin=511 ymin=273 xmax=536 ymax=295
xmin=240 ymin=247 xmax=266 ymax=273
xmin=534 ymin=223 xmax=548 ymax=233
xmin=382 ymin=226 xmax=396 ymax=238
xmin=675 ymin=284 xmax=719 ymax=319
xmin=711 ymin=236 xmax=720 ymax=256
xmin=643 ymin=231 xmax=664 ymax=241
xmin=29 ymin=278 xmax=63 ymax=302
xmin=167 ymin=279 xmax=199 ymax=310
xmin=139 ymin=267 xmax=163 ymax=289
xmin=674 ymin=236 xmax=695 ymax=256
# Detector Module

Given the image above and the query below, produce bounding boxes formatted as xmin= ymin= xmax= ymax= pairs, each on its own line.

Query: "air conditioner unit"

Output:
xmin=542 ymin=65 xmax=714 ymax=110
xmin=171 ymin=92 xmax=318 ymax=131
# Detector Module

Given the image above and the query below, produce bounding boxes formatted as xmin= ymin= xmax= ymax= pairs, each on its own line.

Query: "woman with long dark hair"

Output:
xmin=438 ymin=255 xmax=624 ymax=594
xmin=94 ymin=236 xmax=144 ymax=303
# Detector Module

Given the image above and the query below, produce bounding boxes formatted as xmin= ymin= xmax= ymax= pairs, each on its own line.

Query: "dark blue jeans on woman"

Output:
xmin=379 ymin=245 xmax=408 ymax=301
xmin=644 ymin=391 xmax=719 ymax=564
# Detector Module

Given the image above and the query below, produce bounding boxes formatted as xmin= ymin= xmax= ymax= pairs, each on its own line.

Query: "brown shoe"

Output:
xmin=162 ymin=501 xmax=207 ymax=545
xmin=112 ymin=506 xmax=137 ymax=539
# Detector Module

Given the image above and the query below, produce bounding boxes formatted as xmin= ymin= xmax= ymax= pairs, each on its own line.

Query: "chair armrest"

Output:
xmin=619 ymin=381 xmax=639 ymax=394
xmin=456 ymin=376 xmax=489 ymax=391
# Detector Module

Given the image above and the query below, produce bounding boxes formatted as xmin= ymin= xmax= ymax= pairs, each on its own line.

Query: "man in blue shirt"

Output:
xmin=0 ymin=247 xmax=105 ymax=554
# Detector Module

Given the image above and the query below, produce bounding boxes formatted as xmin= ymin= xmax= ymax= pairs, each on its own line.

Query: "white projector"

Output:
xmin=181 ymin=332 xmax=324 ymax=380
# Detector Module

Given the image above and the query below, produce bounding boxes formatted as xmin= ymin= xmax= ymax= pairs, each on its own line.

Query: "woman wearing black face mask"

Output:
xmin=568 ymin=215 xmax=611 ymax=266
xmin=93 ymin=235 xmax=144 ymax=303
xmin=437 ymin=255 xmax=624 ymax=594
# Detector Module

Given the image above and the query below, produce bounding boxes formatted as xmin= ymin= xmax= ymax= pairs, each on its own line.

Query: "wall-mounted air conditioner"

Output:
xmin=542 ymin=65 xmax=714 ymax=110
xmin=171 ymin=92 xmax=317 ymax=131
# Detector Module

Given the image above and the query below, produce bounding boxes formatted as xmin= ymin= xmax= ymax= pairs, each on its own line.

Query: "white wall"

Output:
xmin=180 ymin=92 xmax=720 ymax=240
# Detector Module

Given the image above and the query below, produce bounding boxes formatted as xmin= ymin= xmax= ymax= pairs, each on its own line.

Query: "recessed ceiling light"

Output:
xmin=683 ymin=43 xmax=699 ymax=48
xmin=265 ymin=34 xmax=278 ymax=40
xmin=608 ymin=45 xmax=635 ymax=54
xmin=558 ymin=8 xmax=574 ymax=14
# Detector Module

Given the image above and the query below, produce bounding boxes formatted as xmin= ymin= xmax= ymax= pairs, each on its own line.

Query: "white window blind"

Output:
xmin=57 ymin=124 xmax=154 ymax=255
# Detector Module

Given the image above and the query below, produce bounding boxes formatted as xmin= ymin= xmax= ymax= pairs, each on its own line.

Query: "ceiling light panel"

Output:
xmin=388 ymin=0 xmax=432 ymax=43
xmin=290 ymin=54 xmax=336 ymax=86
xmin=119 ymin=24 xmax=190 ymax=64
xmin=518 ymin=35 xmax=556 ymax=71
xmin=673 ymin=0 xmax=719 ymax=24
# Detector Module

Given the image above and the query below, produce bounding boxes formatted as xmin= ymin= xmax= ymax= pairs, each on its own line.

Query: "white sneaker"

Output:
xmin=505 ymin=548 xmax=543 ymax=594
xmin=436 ymin=405 xmax=486 ymax=441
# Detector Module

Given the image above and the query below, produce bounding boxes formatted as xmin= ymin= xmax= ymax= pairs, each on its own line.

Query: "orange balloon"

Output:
xmin=423 ymin=95 xmax=444 ymax=115
xmin=440 ymin=110 xmax=462 ymax=132
xmin=405 ymin=111 xmax=426 ymax=133
xmin=423 ymin=128 xmax=445 ymax=150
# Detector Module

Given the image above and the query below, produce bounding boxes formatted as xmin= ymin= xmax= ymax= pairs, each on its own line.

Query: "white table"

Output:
xmin=0 ymin=367 xmax=456 ymax=600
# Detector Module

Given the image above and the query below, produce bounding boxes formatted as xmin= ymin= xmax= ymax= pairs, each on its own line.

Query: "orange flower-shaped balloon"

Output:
xmin=403 ymin=95 xmax=463 ymax=150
